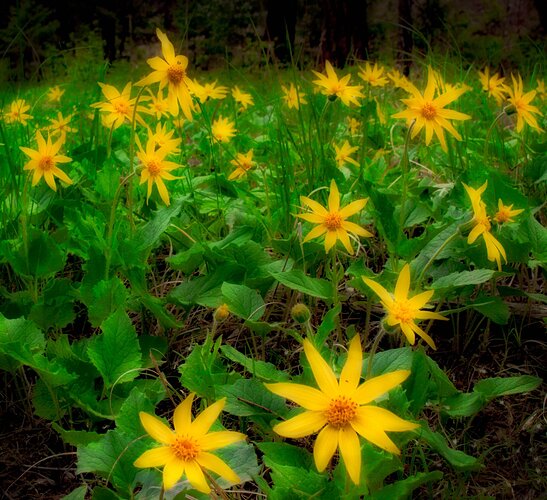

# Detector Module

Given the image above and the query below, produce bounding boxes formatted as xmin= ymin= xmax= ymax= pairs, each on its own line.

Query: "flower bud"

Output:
xmin=291 ymin=303 xmax=311 ymax=324
xmin=214 ymin=304 xmax=230 ymax=321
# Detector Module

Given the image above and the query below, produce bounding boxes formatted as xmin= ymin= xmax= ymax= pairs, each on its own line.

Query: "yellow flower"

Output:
xmin=333 ymin=140 xmax=359 ymax=168
xmin=4 ymin=99 xmax=33 ymax=126
xmin=375 ymin=97 xmax=386 ymax=124
xmin=281 ymin=83 xmax=307 ymax=110
xmin=134 ymin=393 xmax=246 ymax=493
xmin=493 ymin=200 xmax=524 ymax=224
xmin=358 ymin=61 xmax=388 ymax=87
xmin=211 ymin=116 xmax=236 ymax=143
xmin=214 ymin=303 xmax=230 ymax=321
xmin=47 ymin=112 xmax=76 ymax=139
xmin=91 ymin=82 xmax=147 ymax=130
xmin=228 ymin=150 xmax=255 ymax=180
xmin=312 ymin=61 xmax=364 ymax=107
xmin=363 ymin=264 xmax=446 ymax=350
xmin=298 ymin=179 xmax=372 ymax=254
xmin=387 ymin=69 xmax=412 ymax=91
xmin=477 ymin=67 xmax=506 ymax=105
xmin=231 ymin=86 xmax=254 ymax=110
xmin=137 ymin=134 xmax=181 ymax=206
xmin=536 ymin=79 xmax=546 ymax=101
xmin=266 ymin=336 xmax=418 ymax=485
xmin=146 ymin=88 xmax=171 ymax=120
xmin=47 ymin=85 xmax=65 ymax=103
xmin=137 ymin=28 xmax=195 ymax=120
xmin=191 ymin=80 xmax=228 ymax=103
xmin=393 ymin=67 xmax=471 ymax=151
xmin=148 ymin=122 xmax=181 ymax=153
xmin=347 ymin=117 xmax=361 ymax=135
xmin=504 ymin=74 xmax=543 ymax=133
xmin=20 ymin=131 xmax=72 ymax=191
xmin=463 ymin=182 xmax=507 ymax=271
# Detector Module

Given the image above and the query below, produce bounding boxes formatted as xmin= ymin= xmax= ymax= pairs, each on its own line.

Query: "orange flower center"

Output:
xmin=392 ymin=300 xmax=414 ymax=324
xmin=325 ymin=396 xmax=358 ymax=428
xmin=324 ymin=212 xmax=343 ymax=231
xmin=114 ymin=101 xmax=130 ymax=115
xmin=421 ymin=102 xmax=437 ymax=120
xmin=171 ymin=437 xmax=200 ymax=461
xmin=495 ymin=209 xmax=510 ymax=223
xmin=147 ymin=160 xmax=162 ymax=176
xmin=167 ymin=64 xmax=185 ymax=85
xmin=476 ymin=215 xmax=491 ymax=231
xmin=39 ymin=156 xmax=54 ymax=171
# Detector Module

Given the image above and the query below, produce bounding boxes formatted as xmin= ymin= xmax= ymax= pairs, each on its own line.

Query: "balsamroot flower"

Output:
xmin=478 ymin=67 xmax=506 ymax=105
xmin=298 ymin=179 xmax=372 ymax=255
xmin=503 ymin=74 xmax=543 ymax=133
xmin=392 ymin=66 xmax=470 ymax=152
xmin=47 ymin=85 xmax=65 ymax=103
xmin=228 ymin=150 xmax=255 ymax=180
xmin=191 ymin=80 xmax=228 ymax=103
xmin=20 ymin=131 xmax=72 ymax=191
xmin=231 ymin=86 xmax=254 ymax=110
xmin=47 ymin=112 xmax=76 ymax=139
xmin=363 ymin=264 xmax=447 ymax=350
xmin=134 ymin=393 xmax=246 ymax=493
xmin=333 ymin=140 xmax=359 ymax=168
xmin=312 ymin=61 xmax=364 ymax=107
xmin=358 ymin=61 xmax=388 ymax=87
xmin=266 ymin=336 xmax=418 ymax=485
xmin=494 ymin=200 xmax=524 ymax=224
xmin=211 ymin=116 xmax=236 ymax=143
xmin=281 ymin=83 xmax=307 ymax=109
xmin=137 ymin=29 xmax=195 ymax=120
xmin=4 ymin=99 xmax=33 ymax=126
xmin=91 ymin=82 xmax=147 ymax=130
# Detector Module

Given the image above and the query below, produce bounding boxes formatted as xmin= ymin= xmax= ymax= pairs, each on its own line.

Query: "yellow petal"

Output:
xmin=303 ymin=339 xmax=339 ymax=395
xmin=185 ymin=460 xmax=210 ymax=494
xmin=300 ymin=196 xmax=329 ymax=216
xmin=313 ymin=425 xmax=339 ymax=472
xmin=342 ymin=221 xmax=373 ymax=238
xmin=199 ymin=430 xmax=246 ymax=451
xmin=190 ymin=398 xmax=225 ymax=437
xmin=265 ymin=383 xmax=330 ymax=410
xmin=406 ymin=290 xmax=434 ymax=310
xmin=197 ymin=451 xmax=240 ymax=484
xmin=411 ymin=323 xmax=437 ymax=350
xmin=139 ymin=412 xmax=175 ymax=444
xmin=328 ymin=180 xmax=340 ymax=212
xmin=162 ymin=458 xmax=185 ymax=490
xmin=353 ymin=370 xmax=410 ymax=405
xmin=394 ymin=264 xmax=410 ymax=301
xmin=357 ymin=406 xmax=418 ymax=432
xmin=155 ymin=176 xmax=171 ymax=206
xmin=362 ymin=277 xmax=394 ymax=308
xmin=336 ymin=228 xmax=354 ymax=254
xmin=134 ymin=446 xmax=174 ymax=468
xmin=273 ymin=411 xmax=327 ymax=438
xmin=338 ymin=426 xmax=362 ymax=485
xmin=338 ymin=199 xmax=367 ymax=218
xmin=324 ymin=230 xmax=338 ymax=252
xmin=302 ymin=224 xmax=327 ymax=243
xmin=44 ymin=171 xmax=57 ymax=191
xmin=350 ymin=411 xmax=400 ymax=455
xmin=173 ymin=393 xmax=195 ymax=435
xmin=400 ymin=322 xmax=417 ymax=345
xmin=339 ymin=336 xmax=362 ymax=395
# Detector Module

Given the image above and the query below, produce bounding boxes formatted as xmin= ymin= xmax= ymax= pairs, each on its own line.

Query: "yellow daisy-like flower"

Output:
xmin=536 ymin=79 xmax=546 ymax=101
xmin=347 ymin=117 xmax=361 ymax=135
xmin=312 ymin=61 xmax=364 ymax=107
xmin=137 ymin=28 xmax=195 ymax=120
xmin=19 ymin=131 xmax=72 ymax=191
xmin=4 ymin=99 xmax=33 ymax=126
xmin=137 ymin=134 xmax=181 ymax=206
xmin=134 ymin=393 xmax=246 ymax=493
xmin=463 ymin=182 xmax=507 ymax=271
xmin=333 ymin=140 xmax=359 ymax=168
xmin=47 ymin=85 xmax=65 ymax=103
xmin=146 ymin=88 xmax=171 ymax=120
xmin=47 ymin=112 xmax=76 ymax=139
xmin=392 ymin=67 xmax=471 ymax=152
xmin=363 ymin=264 xmax=446 ymax=350
xmin=91 ymin=82 xmax=147 ymax=130
xmin=298 ymin=179 xmax=372 ymax=255
xmin=494 ymin=200 xmax=524 ymax=224
xmin=148 ymin=122 xmax=181 ymax=153
xmin=477 ymin=67 xmax=506 ymax=105
xmin=228 ymin=150 xmax=255 ymax=180
xmin=191 ymin=80 xmax=228 ymax=103
xmin=266 ymin=336 xmax=418 ymax=485
xmin=281 ymin=83 xmax=307 ymax=110
xmin=231 ymin=86 xmax=254 ymax=111
xmin=503 ymin=74 xmax=543 ymax=133
xmin=211 ymin=116 xmax=237 ymax=143
xmin=358 ymin=61 xmax=388 ymax=87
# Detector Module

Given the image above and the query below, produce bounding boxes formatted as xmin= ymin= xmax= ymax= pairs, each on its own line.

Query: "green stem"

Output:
xmin=366 ymin=327 xmax=386 ymax=380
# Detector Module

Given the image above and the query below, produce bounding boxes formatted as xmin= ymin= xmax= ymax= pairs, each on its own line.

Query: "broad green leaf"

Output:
xmin=418 ymin=426 xmax=479 ymax=470
xmin=33 ymin=378 xmax=64 ymax=420
xmin=214 ymin=441 xmax=260 ymax=485
xmin=406 ymin=347 xmax=430 ymax=414
xmin=270 ymin=269 xmax=333 ymax=300
xmin=87 ymin=277 xmax=129 ymax=327
xmin=359 ymin=442 xmax=402 ymax=492
xmin=442 ymin=392 xmax=486 ymax=417
xmin=316 ymin=305 xmax=341 ymax=345
xmin=470 ymin=295 xmax=510 ymax=324
xmin=474 ymin=375 xmax=542 ymax=399
xmin=91 ymin=487 xmax=122 ymax=500
xmin=167 ymin=243 xmax=206 ymax=273
xmin=371 ymin=471 xmax=443 ymax=499
xmin=221 ymin=282 xmax=265 ymax=321
xmin=133 ymin=197 xmax=183 ymax=252
xmin=30 ymin=278 xmax=76 ymax=330
xmin=87 ymin=310 xmax=142 ymax=387
xmin=430 ymin=269 xmax=497 ymax=289
xmin=220 ymin=344 xmax=289 ymax=381
xmin=52 ymin=423 xmax=102 ymax=447
xmin=424 ymin=354 xmax=459 ymax=398
xmin=61 ymin=486 xmax=88 ymax=500
xmin=363 ymin=347 xmax=414 ymax=377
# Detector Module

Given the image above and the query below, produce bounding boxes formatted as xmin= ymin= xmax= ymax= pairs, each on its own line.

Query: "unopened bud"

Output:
xmin=214 ymin=304 xmax=230 ymax=321
xmin=291 ymin=303 xmax=311 ymax=324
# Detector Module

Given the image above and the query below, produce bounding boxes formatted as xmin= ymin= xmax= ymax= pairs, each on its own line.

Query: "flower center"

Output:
xmin=324 ymin=212 xmax=343 ymax=231
xmin=496 ymin=209 xmax=510 ymax=223
xmin=325 ymin=396 xmax=358 ymax=428
xmin=168 ymin=64 xmax=185 ymax=85
xmin=171 ymin=437 xmax=200 ymax=461
xmin=114 ymin=101 xmax=130 ymax=115
xmin=392 ymin=300 xmax=414 ymax=324
xmin=147 ymin=160 xmax=162 ymax=175
xmin=39 ymin=156 xmax=54 ymax=171
xmin=421 ymin=102 xmax=437 ymax=120
xmin=476 ymin=215 xmax=491 ymax=231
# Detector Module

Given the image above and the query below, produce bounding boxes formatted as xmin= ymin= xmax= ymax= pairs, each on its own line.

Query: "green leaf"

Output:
xmin=167 ymin=243 xmax=206 ymax=273
xmin=418 ymin=426 xmax=479 ymax=470
xmin=220 ymin=345 xmax=289 ymax=381
xmin=91 ymin=487 xmax=122 ymax=500
xmin=87 ymin=310 xmax=142 ymax=388
xmin=270 ymin=269 xmax=333 ymax=300
xmin=442 ymin=392 xmax=486 ymax=417
xmin=363 ymin=347 xmax=414 ymax=377
xmin=52 ymin=423 xmax=102 ymax=447
xmin=424 ymin=354 xmax=459 ymax=399
xmin=406 ymin=347 xmax=430 ymax=414
xmin=221 ymin=283 xmax=265 ymax=321
xmin=257 ymin=442 xmax=313 ymax=469
xmin=30 ymin=278 xmax=76 ymax=330
xmin=371 ymin=471 xmax=443 ymax=499
xmin=359 ymin=442 xmax=402 ymax=492
xmin=214 ymin=440 xmax=260 ymax=485
xmin=316 ymin=305 xmax=341 ymax=345
xmin=87 ymin=277 xmax=129 ymax=327
xmin=470 ymin=294 xmax=510 ymax=324
xmin=133 ymin=198 xmax=183 ymax=252
xmin=33 ymin=378 xmax=63 ymax=420
xmin=430 ymin=269 xmax=497 ymax=289
xmin=61 ymin=486 xmax=88 ymax=500
xmin=474 ymin=375 xmax=542 ymax=399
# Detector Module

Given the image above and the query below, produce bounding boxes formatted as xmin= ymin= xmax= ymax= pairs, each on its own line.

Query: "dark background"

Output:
xmin=1 ymin=0 xmax=545 ymax=80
